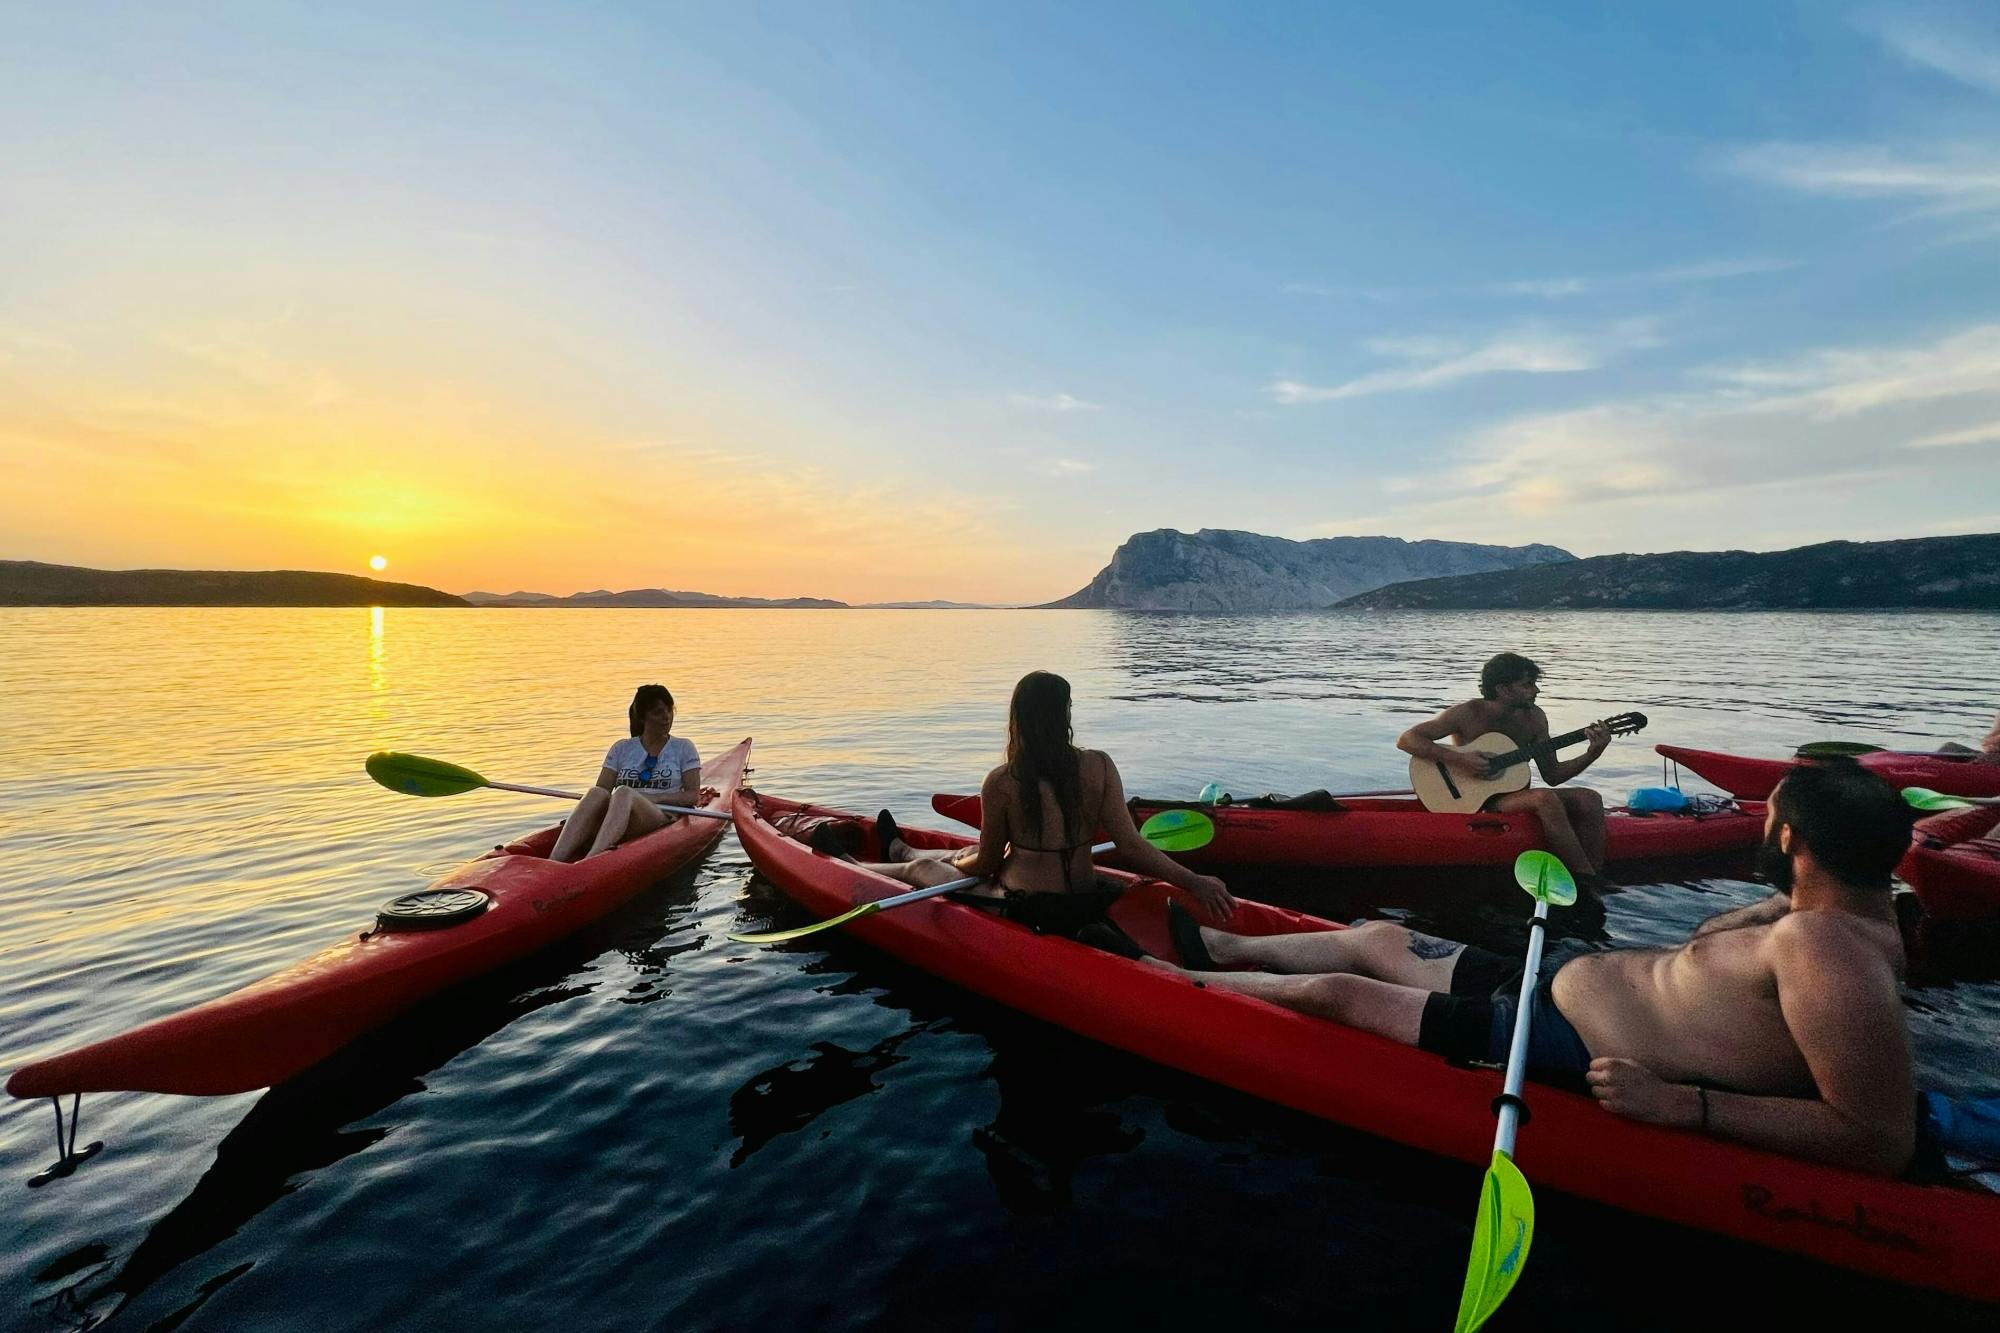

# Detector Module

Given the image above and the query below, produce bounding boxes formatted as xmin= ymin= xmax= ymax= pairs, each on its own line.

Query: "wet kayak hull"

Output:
xmin=8 ymin=739 xmax=752 ymax=1098
xmin=928 ymin=791 xmax=1763 ymax=871
xmin=734 ymin=790 xmax=2000 ymax=1302
xmin=1659 ymin=744 xmax=2000 ymax=802
xmin=1900 ymin=804 xmax=2000 ymax=922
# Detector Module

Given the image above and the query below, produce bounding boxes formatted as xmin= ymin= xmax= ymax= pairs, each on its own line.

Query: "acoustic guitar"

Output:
xmin=1409 ymin=712 xmax=1648 ymax=814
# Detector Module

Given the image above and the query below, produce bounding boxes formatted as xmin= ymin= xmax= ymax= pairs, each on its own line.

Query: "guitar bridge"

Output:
xmin=1435 ymin=762 xmax=1461 ymax=800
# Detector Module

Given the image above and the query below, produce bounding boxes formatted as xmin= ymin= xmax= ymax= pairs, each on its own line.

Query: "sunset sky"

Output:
xmin=6 ymin=3 xmax=2000 ymax=603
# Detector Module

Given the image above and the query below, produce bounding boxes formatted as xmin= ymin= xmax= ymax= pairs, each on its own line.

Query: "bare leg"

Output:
xmin=845 ymin=858 xmax=968 ymax=888
xmin=586 ymin=787 xmax=670 ymax=857
xmin=1200 ymin=919 xmax=1465 ymax=992
xmin=1149 ymin=966 xmax=1430 ymax=1045
xmin=1489 ymin=788 xmax=1593 ymax=876
xmin=887 ymin=846 xmax=958 ymax=866
xmin=1557 ymin=787 xmax=1607 ymax=874
xmin=551 ymin=788 xmax=611 ymax=863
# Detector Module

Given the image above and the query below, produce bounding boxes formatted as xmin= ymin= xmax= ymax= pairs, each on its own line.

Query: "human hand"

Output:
xmin=1585 ymin=722 xmax=1612 ymax=756
xmin=1585 ymin=1057 xmax=1699 ymax=1128
xmin=1184 ymin=874 xmax=1237 ymax=924
xmin=1448 ymin=748 xmax=1498 ymax=778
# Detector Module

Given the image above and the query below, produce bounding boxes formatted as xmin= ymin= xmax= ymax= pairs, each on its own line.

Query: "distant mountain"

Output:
xmin=1336 ymin=533 xmax=2000 ymax=610
xmin=462 ymin=590 xmax=563 ymax=605
xmin=463 ymin=587 xmax=848 ymax=609
xmin=1040 ymin=529 xmax=1574 ymax=611
xmin=859 ymin=600 xmax=1006 ymax=610
xmin=0 ymin=560 xmax=466 ymax=607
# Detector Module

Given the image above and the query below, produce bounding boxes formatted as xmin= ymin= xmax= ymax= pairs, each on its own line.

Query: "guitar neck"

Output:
xmin=1489 ymin=726 xmax=1593 ymax=769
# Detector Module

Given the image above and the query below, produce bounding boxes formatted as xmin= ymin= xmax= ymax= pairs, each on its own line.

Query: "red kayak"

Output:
xmin=8 ymin=738 xmax=752 ymax=1100
xmin=928 ymin=791 xmax=1762 ymax=871
xmin=734 ymin=791 xmax=2000 ymax=1301
xmin=1659 ymin=744 xmax=2000 ymax=802
xmin=1900 ymin=804 xmax=2000 ymax=922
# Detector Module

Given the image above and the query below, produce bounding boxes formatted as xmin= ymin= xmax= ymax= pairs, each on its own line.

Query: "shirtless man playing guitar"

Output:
xmin=1397 ymin=652 xmax=1612 ymax=879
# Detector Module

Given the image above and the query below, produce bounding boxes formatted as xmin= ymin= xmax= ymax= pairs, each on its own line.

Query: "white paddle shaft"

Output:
xmin=1494 ymin=898 xmax=1551 ymax=1158
xmin=485 ymin=778 xmax=730 ymax=820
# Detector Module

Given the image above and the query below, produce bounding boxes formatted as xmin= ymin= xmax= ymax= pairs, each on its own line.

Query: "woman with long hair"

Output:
xmin=837 ymin=670 xmax=1235 ymax=952
xmin=550 ymin=684 xmax=703 ymax=862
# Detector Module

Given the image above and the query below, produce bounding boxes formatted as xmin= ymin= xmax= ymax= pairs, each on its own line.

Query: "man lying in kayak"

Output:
xmin=824 ymin=670 xmax=1236 ymax=953
xmin=1397 ymin=651 xmax=1612 ymax=882
xmin=1157 ymin=759 xmax=1920 ymax=1176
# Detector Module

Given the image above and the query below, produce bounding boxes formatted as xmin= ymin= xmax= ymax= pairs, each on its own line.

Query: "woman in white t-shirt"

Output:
xmin=550 ymin=684 xmax=704 ymax=862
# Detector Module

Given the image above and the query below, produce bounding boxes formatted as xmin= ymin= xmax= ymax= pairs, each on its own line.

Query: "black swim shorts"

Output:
xmin=1415 ymin=944 xmax=1594 ymax=1079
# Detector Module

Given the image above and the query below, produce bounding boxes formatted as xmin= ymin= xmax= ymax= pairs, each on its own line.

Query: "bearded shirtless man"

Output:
xmin=1158 ymin=759 xmax=1918 ymax=1176
xmin=1397 ymin=652 xmax=1612 ymax=878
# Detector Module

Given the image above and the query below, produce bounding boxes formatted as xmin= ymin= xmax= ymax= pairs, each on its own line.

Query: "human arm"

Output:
xmin=634 ymin=766 xmax=704 ymax=809
xmin=1690 ymin=894 xmax=1790 ymax=937
xmin=1586 ymin=921 xmax=1915 ymax=1176
xmin=1097 ymin=754 xmax=1236 ymax=921
xmin=591 ymin=766 xmax=619 ymax=792
xmin=949 ymin=769 xmax=1012 ymax=879
xmin=616 ymin=741 xmax=703 ymax=808
xmin=1536 ymin=713 xmax=1610 ymax=786
xmin=1397 ymin=704 xmax=1496 ymax=777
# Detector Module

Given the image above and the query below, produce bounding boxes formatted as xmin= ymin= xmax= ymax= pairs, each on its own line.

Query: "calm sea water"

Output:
xmin=2 ymin=607 xmax=1996 ymax=1331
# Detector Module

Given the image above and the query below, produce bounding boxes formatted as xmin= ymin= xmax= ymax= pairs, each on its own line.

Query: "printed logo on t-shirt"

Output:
xmin=604 ymin=736 xmax=700 ymax=790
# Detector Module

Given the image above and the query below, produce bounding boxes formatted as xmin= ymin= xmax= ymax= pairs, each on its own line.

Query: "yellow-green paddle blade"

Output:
xmin=1902 ymin=786 xmax=1975 ymax=812
xmin=1139 ymin=807 xmax=1215 ymax=853
xmin=1512 ymin=850 xmax=1577 ymax=907
xmin=1454 ymin=1148 xmax=1535 ymax=1333
xmin=366 ymin=750 xmax=489 ymax=797
xmin=728 ymin=900 xmax=882 ymax=945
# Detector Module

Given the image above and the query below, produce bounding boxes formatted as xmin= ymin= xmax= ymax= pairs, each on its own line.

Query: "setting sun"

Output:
xmin=368 ymin=555 xmax=387 ymax=572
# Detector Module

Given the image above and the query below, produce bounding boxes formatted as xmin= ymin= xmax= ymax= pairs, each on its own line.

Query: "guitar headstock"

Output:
xmin=1600 ymin=711 xmax=1648 ymax=736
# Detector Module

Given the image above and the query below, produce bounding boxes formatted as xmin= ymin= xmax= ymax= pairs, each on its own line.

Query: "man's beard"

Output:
xmin=1755 ymin=827 xmax=1794 ymax=895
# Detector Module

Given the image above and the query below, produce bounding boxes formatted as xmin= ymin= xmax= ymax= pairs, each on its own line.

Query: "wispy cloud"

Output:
xmin=1725 ymin=141 xmax=2000 ymax=216
xmin=165 ymin=322 xmax=351 ymax=409
xmin=1721 ymin=21 xmax=2000 ymax=228
xmin=1908 ymin=420 xmax=2000 ymax=449
xmin=1489 ymin=258 xmax=1799 ymax=300
xmin=0 ymin=328 xmax=77 ymax=366
xmin=1280 ymin=281 xmax=1398 ymax=301
xmin=1697 ymin=323 xmax=2000 ymax=418
xmin=1284 ymin=259 xmax=1795 ymax=304
xmin=1873 ymin=19 xmax=2000 ymax=96
xmin=1042 ymin=457 xmax=1097 ymax=475
xmin=1270 ymin=321 xmax=1657 ymax=404
xmin=1362 ymin=321 xmax=2000 ymax=550
xmin=1008 ymin=392 xmax=1102 ymax=412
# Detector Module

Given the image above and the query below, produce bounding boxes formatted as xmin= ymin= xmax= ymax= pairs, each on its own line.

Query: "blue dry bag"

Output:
xmin=1626 ymin=786 xmax=1689 ymax=813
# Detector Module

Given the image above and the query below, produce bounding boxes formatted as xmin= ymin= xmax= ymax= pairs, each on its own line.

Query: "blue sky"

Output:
xmin=4 ymin=2 xmax=2000 ymax=601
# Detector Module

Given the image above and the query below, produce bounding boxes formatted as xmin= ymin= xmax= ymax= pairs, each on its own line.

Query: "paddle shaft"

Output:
xmin=1494 ymin=898 xmax=1551 ymax=1157
xmin=488 ymin=779 xmax=585 ymax=799
xmin=867 ymin=840 xmax=1118 ymax=912
xmin=486 ymin=778 xmax=729 ymax=821
xmin=1202 ymin=787 xmax=1415 ymax=806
